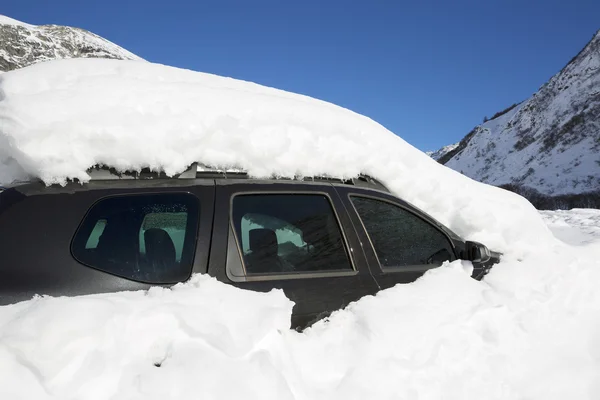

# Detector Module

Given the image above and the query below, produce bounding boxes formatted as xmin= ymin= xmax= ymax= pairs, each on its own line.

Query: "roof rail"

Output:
xmin=86 ymin=163 xmax=201 ymax=180
xmin=85 ymin=163 xmax=389 ymax=192
xmin=196 ymin=164 xmax=249 ymax=179
xmin=351 ymin=175 xmax=390 ymax=192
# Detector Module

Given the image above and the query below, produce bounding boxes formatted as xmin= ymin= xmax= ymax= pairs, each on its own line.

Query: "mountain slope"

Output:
xmin=435 ymin=30 xmax=600 ymax=199
xmin=0 ymin=15 xmax=142 ymax=72
xmin=425 ymin=143 xmax=458 ymax=161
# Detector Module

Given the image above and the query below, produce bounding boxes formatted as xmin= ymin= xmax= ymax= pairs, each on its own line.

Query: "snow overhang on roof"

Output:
xmin=0 ymin=58 xmax=552 ymax=251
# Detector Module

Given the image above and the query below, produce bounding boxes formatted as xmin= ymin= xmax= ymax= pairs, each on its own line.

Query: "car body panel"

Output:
xmin=0 ymin=180 xmax=215 ymax=303
xmin=0 ymin=177 xmax=500 ymax=329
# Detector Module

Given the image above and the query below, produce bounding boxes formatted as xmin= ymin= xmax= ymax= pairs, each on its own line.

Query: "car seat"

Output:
xmin=144 ymin=228 xmax=176 ymax=279
xmin=95 ymin=216 xmax=139 ymax=275
xmin=245 ymin=228 xmax=284 ymax=273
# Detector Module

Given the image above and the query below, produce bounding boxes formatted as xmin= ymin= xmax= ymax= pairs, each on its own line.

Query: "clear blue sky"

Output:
xmin=3 ymin=0 xmax=599 ymax=151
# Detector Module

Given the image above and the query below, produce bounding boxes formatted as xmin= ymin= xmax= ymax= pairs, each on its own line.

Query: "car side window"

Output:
xmin=231 ymin=194 xmax=352 ymax=275
xmin=351 ymin=196 xmax=455 ymax=268
xmin=240 ymin=213 xmax=309 ymax=257
xmin=72 ymin=193 xmax=199 ymax=283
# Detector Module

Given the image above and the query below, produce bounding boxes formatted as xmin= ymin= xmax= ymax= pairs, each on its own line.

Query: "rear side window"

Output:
xmin=351 ymin=196 xmax=454 ymax=268
xmin=231 ymin=194 xmax=352 ymax=275
xmin=72 ymin=193 xmax=199 ymax=283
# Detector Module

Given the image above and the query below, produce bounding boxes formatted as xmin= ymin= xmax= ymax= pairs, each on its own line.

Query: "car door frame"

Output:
xmin=207 ymin=179 xmax=380 ymax=328
xmin=333 ymin=185 xmax=461 ymax=290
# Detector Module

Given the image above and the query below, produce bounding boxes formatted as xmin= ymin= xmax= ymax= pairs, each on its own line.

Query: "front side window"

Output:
xmin=72 ymin=193 xmax=199 ymax=283
xmin=351 ymin=196 xmax=454 ymax=268
xmin=232 ymin=194 xmax=352 ymax=275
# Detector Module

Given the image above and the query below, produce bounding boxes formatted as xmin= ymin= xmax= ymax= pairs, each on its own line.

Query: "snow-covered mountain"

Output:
xmin=426 ymin=143 xmax=458 ymax=161
xmin=432 ymin=30 xmax=600 ymax=203
xmin=0 ymin=15 xmax=141 ymax=72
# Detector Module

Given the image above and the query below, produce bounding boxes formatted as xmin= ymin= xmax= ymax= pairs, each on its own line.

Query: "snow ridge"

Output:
xmin=0 ymin=15 xmax=35 ymax=29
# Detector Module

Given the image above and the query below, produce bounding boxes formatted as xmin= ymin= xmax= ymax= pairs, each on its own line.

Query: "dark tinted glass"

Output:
xmin=351 ymin=196 xmax=454 ymax=268
xmin=72 ymin=193 xmax=199 ymax=283
xmin=232 ymin=194 xmax=352 ymax=274
xmin=0 ymin=188 xmax=25 ymax=217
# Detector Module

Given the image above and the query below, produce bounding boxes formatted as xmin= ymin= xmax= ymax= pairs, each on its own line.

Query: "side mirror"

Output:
xmin=464 ymin=241 xmax=491 ymax=264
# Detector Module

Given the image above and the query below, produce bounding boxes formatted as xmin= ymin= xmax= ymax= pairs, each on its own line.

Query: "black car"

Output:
xmin=0 ymin=165 xmax=500 ymax=328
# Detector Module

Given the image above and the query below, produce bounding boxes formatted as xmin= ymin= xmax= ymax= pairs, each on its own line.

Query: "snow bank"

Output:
xmin=0 ymin=275 xmax=293 ymax=400
xmin=2 ymin=246 xmax=599 ymax=399
xmin=0 ymin=59 xmax=598 ymax=399
xmin=0 ymin=58 xmax=551 ymax=252
xmin=291 ymin=252 xmax=600 ymax=400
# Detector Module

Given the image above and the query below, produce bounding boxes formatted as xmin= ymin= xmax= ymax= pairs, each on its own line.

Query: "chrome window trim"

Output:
xmin=226 ymin=189 xmax=358 ymax=282
xmin=347 ymin=193 xmax=456 ymax=273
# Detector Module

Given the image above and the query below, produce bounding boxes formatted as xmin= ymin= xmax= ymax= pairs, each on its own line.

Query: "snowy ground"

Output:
xmin=0 ymin=209 xmax=599 ymax=400
xmin=540 ymin=208 xmax=600 ymax=247
xmin=0 ymin=59 xmax=599 ymax=399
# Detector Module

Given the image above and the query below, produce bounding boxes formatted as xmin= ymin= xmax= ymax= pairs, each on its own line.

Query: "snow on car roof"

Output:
xmin=1 ymin=59 xmax=599 ymax=400
xmin=0 ymin=58 xmax=550 ymax=252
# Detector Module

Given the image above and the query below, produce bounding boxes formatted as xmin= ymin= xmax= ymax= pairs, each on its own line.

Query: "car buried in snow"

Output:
xmin=0 ymin=164 xmax=500 ymax=328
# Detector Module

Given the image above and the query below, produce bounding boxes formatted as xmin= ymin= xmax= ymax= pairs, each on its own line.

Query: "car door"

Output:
xmin=334 ymin=186 xmax=458 ymax=290
xmin=207 ymin=179 xmax=379 ymax=329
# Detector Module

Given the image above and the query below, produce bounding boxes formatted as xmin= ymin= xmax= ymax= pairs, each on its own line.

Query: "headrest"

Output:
xmin=144 ymin=228 xmax=176 ymax=266
xmin=96 ymin=218 xmax=137 ymax=262
xmin=249 ymin=228 xmax=278 ymax=256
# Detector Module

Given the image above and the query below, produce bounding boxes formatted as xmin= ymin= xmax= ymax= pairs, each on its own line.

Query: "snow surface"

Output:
xmin=0 ymin=58 xmax=551 ymax=254
xmin=1 ymin=211 xmax=599 ymax=400
xmin=1 ymin=58 xmax=599 ymax=399
xmin=540 ymin=208 xmax=600 ymax=246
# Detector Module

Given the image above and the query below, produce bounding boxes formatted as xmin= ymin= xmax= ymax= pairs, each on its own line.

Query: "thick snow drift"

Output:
xmin=0 ymin=58 xmax=599 ymax=399
xmin=0 ymin=58 xmax=550 ymax=252
xmin=1 ymin=232 xmax=600 ymax=400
